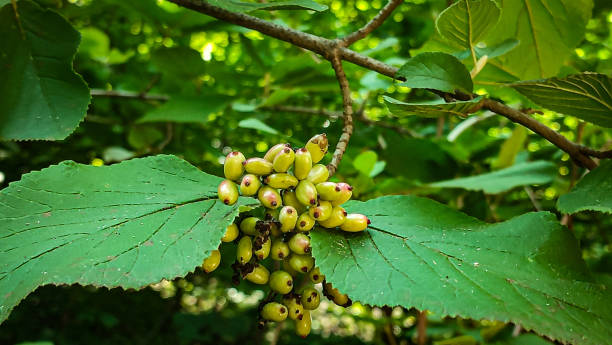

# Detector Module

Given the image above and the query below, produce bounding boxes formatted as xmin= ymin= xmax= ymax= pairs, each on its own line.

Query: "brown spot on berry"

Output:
xmin=300 ymin=221 xmax=306 ymax=227
xmin=298 ymin=314 xmax=303 ymax=320
xmin=335 ymin=186 xmax=341 ymax=191
xmin=301 ymin=267 xmax=308 ymax=272
xmin=280 ymin=307 xmax=286 ymax=313
xmin=287 ymin=280 xmax=292 ymax=286
xmin=305 ymin=247 xmax=311 ymax=253
xmin=310 ymin=199 xmax=316 ymax=205
xmin=313 ymin=211 xmax=320 ymax=218
xmin=287 ymin=209 xmax=293 ymax=214
xmin=271 ymin=201 xmax=277 ymax=207
xmin=283 ymin=148 xmax=291 ymax=153
xmin=348 ymin=186 xmax=353 ymax=191
xmin=367 ymin=218 xmax=371 ymax=225
xmin=343 ymin=211 xmax=348 ymax=216
xmin=245 ymin=181 xmax=251 ymax=186
xmin=312 ymin=274 xmax=319 ymax=280
xmin=223 ymin=199 xmax=230 ymax=205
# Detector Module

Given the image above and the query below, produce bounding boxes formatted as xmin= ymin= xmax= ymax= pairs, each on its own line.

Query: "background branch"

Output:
xmin=340 ymin=0 xmax=404 ymax=47
xmin=327 ymin=53 xmax=355 ymax=176
xmin=90 ymin=89 xmax=169 ymax=101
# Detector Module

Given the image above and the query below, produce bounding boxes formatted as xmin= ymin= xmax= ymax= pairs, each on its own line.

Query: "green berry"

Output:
xmin=223 ymin=151 xmax=245 ymax=181
xmin=272 ymin=147 xmax=295 ymax=173
xmin=279 ymin=206 xmax=298 ymax=232
xmin=237 ymin=236 xmax=253 ymax=265
xmin=244 ymin=158 xmax=273 ymax=175
xmin=265 ymin=208 xmax=280 ymax=221
xmin=269 ymin=270 xmax=294 ymax=294
xmin=264 ymin=143 xmax=290 ymax=162
xmin=324 ymin=282 xmax=351 ymax=307
xmin=218 ymin=180 xmax=239 ymax=206
xmin=288 ymin=254 xmax=314 ymax=273
xmin=245 ymin=264 xmax=270 ymax=284
xmin=270 ymin=239 xmax=290 ymax=260
xmin=269 ymin=222 xmax=282 ymax=237
xmin=264 ymin=173 xmax=298 ymax=189
xmin=308 ymin=267 xmax=325 ymax=284
xmin=306 ymin=164 xmax=329 ymax=184
xmin=296 ymin=213 xmax=315 ymax=232
xmin=294 ymin=148 xmax=312 ymax=180
xmin=282 ymin=258 xmax=300 ymax=277
xmin=317 ymin=206 xmax=346 ymax=228
xmin=239 ymin=217 xmax=260 ymax=236
xmin=282 ymin=190 xmax=307 ymax=214
xmin=202 ymin=249 xmax=221 ymax=273
xmin=222 ymin=223 xmax=239 ymax=242
xmin=296 ymin=180 xmax=317 ymax=206
xmin=340 ymin=213 xmax=370 ymax=232
xmin=239 ymin=174 xmax=261 ymax=196
xmin=258 ymin=186 xmax=282 ymax=209
xmin=308 ymin=200 xmax=332 ymax=221
xmin=254 ymin=236 xmax=271 ymax=260
xmin=305 ymin=134 xmax=328 ymax=164
xmin=300 ymin=287 xmax=320 ymax=310
xmin=331 ymin=182 xmax=352 ymax=206
xmin=316 ymin=182 xmax=341 ymax=201
xmin=288 ymin=233 xmax=311 ymax=255
xmin=261 ymin=302 xmax=288 ymax=322
xmin=283 ymin=296 xmax=305 ymax=321
xmin=295 ymin=310 xmax=311 ymax=338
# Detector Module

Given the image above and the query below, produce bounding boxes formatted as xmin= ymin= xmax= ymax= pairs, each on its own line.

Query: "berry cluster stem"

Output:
xmin=327 ymin=52 xmax=354 ymax=177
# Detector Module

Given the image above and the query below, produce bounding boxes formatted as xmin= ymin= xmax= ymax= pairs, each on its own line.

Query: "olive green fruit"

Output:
xmin=296 ymin=180 xmax=317 ymax=206
xmin=300 ymin=287 xmax=320 ymax=310
xmin=288 ymin=254 xmax=314 ymax=273
xmin=283 ymin=296 xmax=305 ymax=321
xmin=258 ymin=186 xmax=282 ymax=209
xmin=294 ymin=148 xmax=312 ymax=180
xmin=269 ymin=222 xmax=282 ymax=237
xmin=269 ymin=270 xmax=294 ymax=294
xmin=264 ymin=143 xmax=290 ymax=162
xmin=223 ymin=151 xmax=246 ymax=181
xmin=282 ymin=258 xmax=300 ymax=277
xmin=270 ymin=239 xmax=290 ymax=260
xmin=245 ymin=264 xmax=270 ymax=284
xmin=244 ymin=158 xmax=273 ymax=175
xmin=308 ymin=267 xmax=325 ymax=284
xmin=305 ymin=134 xmax=328 ymax=164
xmin=296 ymin=213 xmax=315 ymax=232
xmin=202 ymin=249 xmax=221 ymax=273
xmin=239 ymin=174 xmax=261 ymax=196
xmin=340 ymin=213 xmax=370 ymax=232
xmin=222 ymin=223 xmax=239 ymax=242
xmin=272 ymin=147 xmax=295 ymax=173
xmin=282 ymin=190 xmax=307 ymax=214
xmin=288 ymin=233 xmax=311 ymax=255
xmin=261 ymin=302 xmax=288 ymax=322
xmin=264 ymin=173 xmax=298 ymax=189
xmin=254 ymin=236 xmax=271 ymax=260
xmin=316 ymin=182 xmax=341 ymax=201
xmin=265 ymin=208 xmax=280 ymax=221
xmin=218 ymin=180 xmax=239 ymax=205
xmin=324 ymin=282 xmax=351 ymax=307
xmin=318 ymin=206 xmax=347 ymax=228
xmin=237 ymin=236 xmax=253 ymax=265
xmin=295 ymin=310 xmax=311 ymax=338
xmin=279 ymin=206 xmax=298 ymax=232
xmin=239 ymin=217 xmax=260 ymax=236
xmin=331 ymin=182 xmax=353 ymax=206
xmin=308 ymin=200 xmax=332 ymax=221
xmin=306 ymin=164 xmax=329 ymax=184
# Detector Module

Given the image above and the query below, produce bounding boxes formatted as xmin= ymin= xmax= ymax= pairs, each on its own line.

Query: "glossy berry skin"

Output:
xmin=282 ymin=190 xmax=307 ymax=214
xmin=318 ymin=206 xmax=347 ymax=228
xmin=309 ymin=200 xmax=332 ymax=221
xmin=237 ymin=236 xmax=253 ymax=265
xmin=258 ymin=186 xmax=282 ymax=209
xmin=239 ymin=217 xmax=260 ymax=236
xmin=293 ymin=148 xmax=312 ymax=180
xmin=295 ymin=310 xmax=311 ymax=338
xmin=288 ymin=254 xmax=314 ymax=273
xmin=270 ymin=239 xmax=290 ymax=261
xmin=244 ymin=158 xmax=273 ymax=175
xmin=254 ymin=236 xmax=271 ymax=260
xmin=264 ymin=173 xmax=298 ymax=189
xmin=324 ymin=282 xmax=351 ymax=307
xmin=245 ymin=264 xmax=270 ymax=284
xmin=279 ymin=206 xmax=298 ymax=232
xmin=218 ymin=180 xmax=239 ymax=206
xmin=340 ymin=213 xmax=370 ymax=232
xmin=264 ymin=143 xmax=290 ymax=162
xmin=306 ymin=164 xmax=329 ymax=184
xmin=296 ymin=213 xmax=315 ymax=232
xmin=316 ymin=182 xmax=341 ymax=201
xmin=305 ymin=134 xmax=328 ymax=164
xmin=261 ymin=302 xmax=288 ymax=322
xmin=272 ymin=147 xmax=295 ymax=173
xmin=288 ymin=233 xmax=311 ymax=255
xmin=222 ymin=223 xmax=239 ymax=242
xmin=269 ymin=270 xmax=294 ymax=294
xmin=224 ymin=151 xmax=245 ymax=181
xmin=296 ymin=180 xmax=317 ymax=206
xmin=308 ymin=267 xmax=325 ymax=284
xmin=331 ymin=182 xmax=353 ymax=206
xmin=202 ymin=249 xmax=221 ymax=273
xmin=239 ymin=174 xmax=261 ymax=196
xmin=283 ymin=296 xmax=305 ymax=321
xmin=282 ymin=258 xmax=300 ymax=277
xmin=300 ymin=287 xmax=320 ymax=310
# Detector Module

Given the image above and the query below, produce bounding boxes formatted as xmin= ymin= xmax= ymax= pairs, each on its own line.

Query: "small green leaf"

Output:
xmin=511 ymin=73 xmax=612 ymax=128
xmin=384 ymin=96 xmax=483 ymax=118
xmin=492 ymin=126 xmax=528 ymax=169
xmin=430 ymin=161 xmax=556 ymax=194
xmin=436 ymin=0 xmax=501 ymax=50
xmin=0 ymin=155 xmax=256 ymax=323
xmin=237 ymin=118 xmax=279 ymax=135
xmin=353 ymin=151 xmax=378 ymax=176
xmin=138 ymin=96 xmax=232 ymax=123
xmin=455 ymin=39 xmax=520 ymax=60
xmin=205 ymin=0 xmax=327 ymax=12
xmin=311 ymin=195 xmax=612 ymax=345
xmin=396 ymin=52 xmax=473 ymax=93
xmin=0 ymin=1 xmax=90 ymax=140
xmin=557 ymin=160 xmax=612 ymax=214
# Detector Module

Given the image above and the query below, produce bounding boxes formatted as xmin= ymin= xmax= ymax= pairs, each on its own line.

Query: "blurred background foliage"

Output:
xmin=0 ymin=0 xmax=610 ymax=344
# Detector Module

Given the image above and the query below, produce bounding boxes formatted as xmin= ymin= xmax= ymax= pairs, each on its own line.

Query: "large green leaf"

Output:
xmin=0 ymin=155 xmax=255 ymax=323
xmin=311 ymin=195 xmax=612 ymax=345
xmin=436 ymin=0 xmax=501 ymax=50
xmin=557 ymin=160 xmax=612 ymax=214
xmin=396 ymin=52 xmax=474 ymax=94
xmin=205 ymin=0 xmax=327 ymax=12
xmin=138 ymin=96 xmax=232 ymax=123
xmin=511 ymin=73 xmax=612 ymax=128
xmin=429 ymin=161 xmax=556 ymax=194
xmin=384 ymin=96 xmax=483 ymax=118
xmin=0 ymin=1 xmax=90 ymax=140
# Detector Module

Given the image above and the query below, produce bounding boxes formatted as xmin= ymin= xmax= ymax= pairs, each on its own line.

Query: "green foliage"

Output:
xmin=557 ymin=160 xmax=612 ymax=214
xmin=205 ymin=0 xmax=328 ymax=13
xmin=384 ymin=95 xmax=483 ymax=118
xmin=436 ymin=0 xmax=501 ymax=50
xmin=396 ymin=52 xmax=474 ymax=93
xmin=138 ymin=96 xmax=232 ymax=123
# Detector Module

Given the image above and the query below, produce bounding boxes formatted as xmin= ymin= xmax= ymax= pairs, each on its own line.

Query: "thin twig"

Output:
xmin=327 ymin=52 xmax=354 ymax=176
xmin=340 ymin=0 xmax=404 ymax=47
xmin=416 ymin=310 xmax=427 ymax=345
xmin=523 ymin=186 xmax=542 ymax=212
xmin=578 ymin=145 xmax=612 ymax=159
xmin=90 ymin=89 xmax=169 ymax=101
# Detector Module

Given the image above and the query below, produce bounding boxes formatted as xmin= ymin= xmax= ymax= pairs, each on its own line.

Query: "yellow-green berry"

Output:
xmin=305 ymin=134 xmax=328 ymax=164
xmin=202 ymin=249 xmax=221 ymax=273
xmin=218 ymin=180 xmax=239 ymax=205
xmin=340 ymin=213 xmax=370 ymax=232
xmin=224 ymin=151 xmax=245 ymax=181
xmin=244 ymin=158 xmax=273 ymax=175
xmin=240 ymin=174 xmax=261 ymax=196
xmin=294 ymin=148 xmax=312 ymax=180
xmin=272 ymin=147 xmax=295 ymax=173
xmin=222 ymin=223 xmax=239 ymax=242
xmin=306 ymin=164 xmax=329 ymax=184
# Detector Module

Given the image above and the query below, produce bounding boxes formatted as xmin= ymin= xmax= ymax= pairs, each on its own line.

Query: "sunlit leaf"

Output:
xmin=557 ymin=160 xmax=612 ymax=214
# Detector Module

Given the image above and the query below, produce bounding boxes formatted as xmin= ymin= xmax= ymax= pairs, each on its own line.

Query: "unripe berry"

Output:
xmin=222 ymin=223 xmax=239 ymax=242
xmin=258 ymin=186 xmax=282 ymax=209
xmin=296 ymin=180 xmax=317 ymax=206
xmin=224 ymin=151 xmax=245 ymax=181
xmin=264 ymin=173 xmax=298 ymax=189
xmin=270 ymin=239 xmax=290 ymax=260
xmin=309 ymin=200 xmax=332 ymax=221
xmin=300 ymin=287 xmax=320 ymax=310
xmin=317 ymin=206 xmax=347 ymax=228
xmin=316 ymin=182 xmax=341 ymax=201
xmin=272 ymin=147 xmax=295 ymax=173
xmin=282 ymin=258 xmax=300 ymax=276
xmin=254 ymin=236 xmax=271 ymax=260
xmin=218 ymin=180 xmax=239 ymax=205
xmin=288 ymin=233 xmax=311 ymax=255
xmin=239 ymin=217 xmax=260 ymax=236
xmin=306 ymin=164 xmax=329 ymax=184
xmin=202 ymin=249 xmax=221 ymax=273
xmin=309 ymin=267 xmax=325 ymax=284
xmin=340 ymin=213 xmax=370 ymax=232
xmin=244 ymin=158 xmax=273 ymax=175
xmin=289 ymin=254 xmax=314 ymax=273
xmin=265 ymin=208 xmax=280 ymax=221
xmin=237 ymin=236 xmax=253 ymax=265
xmin=269 ymin=270 xmax=294 ymax=294
xmin=279 ymin=206 xmax=298 ymax=232
xmin=269 ymin=222 xmax=282 ymax=237
xmin=305 ymin=134 xmax=328 ymax=164
xmin=239 ymin=174 xmax=261 ymax=196
xmin=331 ymin=182 xmax=353 ymax=206
xmin=245 ymin=264 xmax=270 ymax=284
xmin=264 ymin=143 xmax=291 ymax=162
xmin=296 ymin=213 xmax=315 ymax=232
xmin=261 ymin=302 xmax=288 ymax=322
xmin=294 ymin=148 xmax=312 ymax=180
xmin=283 ymin=296 xmax=305 ymax=321
xmin=324 ymin=282 xmax=351 ymax=307
xmin=282 ymin=190 xmax=307 ymax=214
xmin=295 ymin=310 xmax=311 ymax=338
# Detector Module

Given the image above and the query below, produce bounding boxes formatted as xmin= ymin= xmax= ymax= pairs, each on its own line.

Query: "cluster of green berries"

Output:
xmin=206 ymin=134 xmax=369 ymax=337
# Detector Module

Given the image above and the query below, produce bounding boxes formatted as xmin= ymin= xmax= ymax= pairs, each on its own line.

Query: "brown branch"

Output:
xmin=416 ymin=310 xmax=427 ymax=345
xmin=90 ymin=89 xmax=169 ymax=101
xmin=578 ymin=145 xmax=612 ymax=159
xmin=327 ymin=53 xmax=354 ymax=176
xmin=340 ymin=0 xmax=404 ymax=47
